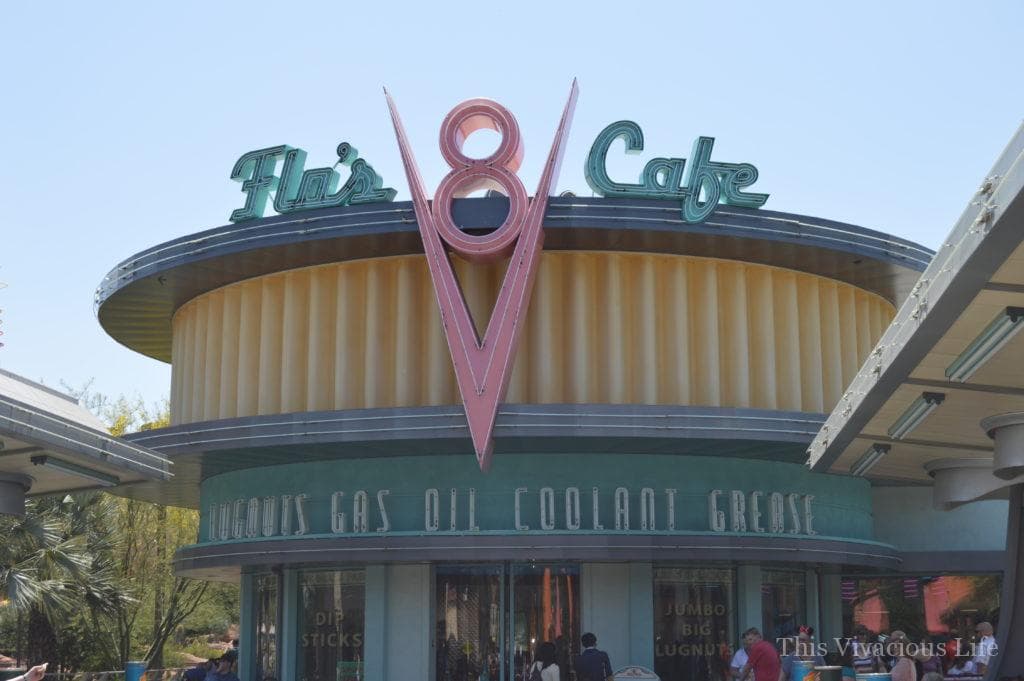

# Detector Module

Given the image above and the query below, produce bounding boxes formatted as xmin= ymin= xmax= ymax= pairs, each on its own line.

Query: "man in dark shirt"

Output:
xmin=575 ymin=632 xmax=613 ymax=681
xmin=183 ymin=659 xmax=214 ymax=681
xmin=204 ymin=651 xmax=240 ymax=681
xmin=740 ymin=628 xmax=781 ymax=681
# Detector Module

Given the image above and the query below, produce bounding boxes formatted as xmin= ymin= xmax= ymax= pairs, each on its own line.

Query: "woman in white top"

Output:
xmin=528 ymin=641 xmax=560 ymax=681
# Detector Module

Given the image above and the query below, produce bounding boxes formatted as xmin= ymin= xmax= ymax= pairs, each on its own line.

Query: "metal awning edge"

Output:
xmin=0 ymin=394 xmax=173 ymax=481
xmin=807 ymin=121 xmax=1024 ymax=472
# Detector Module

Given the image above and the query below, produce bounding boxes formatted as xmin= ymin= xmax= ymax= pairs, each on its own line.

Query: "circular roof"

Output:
xmin=96 ymin=197 xmax=932 ymax=362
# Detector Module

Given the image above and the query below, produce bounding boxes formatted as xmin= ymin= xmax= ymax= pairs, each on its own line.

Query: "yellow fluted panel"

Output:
xmin=773 ymin=272 xmax=801 ymax=411
xmin=662 ymin=263 xmax=689 ymax=405
xmin=393 ymin=259 xmax=417 ymax=407
xmin=838 ymin=286 xmax=859 ymax=389
xmin=307 ymin=269 xmax=336 ymax=411
xmin=169 ymin=252 xmax=896 ymax=425
xmin=190 ymin=297 xmax=207 ymax=423
xmin=237 ymin=280 xmax=261 ymax=417
xmin=797 ymin=282 xmax=824 ymax=413
xmin=690 ymin=261 xmax=721 ymax=406
xmin=637 ymin=256 xmax=658 ymax=405
xmin=748 ymin=267 xmax=777 ymax=410
xmin=202 ymin=294 xmax=223 ymax=422
xmin=819 ymin=281 xmax=843 ymax=408
xmin=218 ymin=287 xmax=240 ymax=420
xmin=855 ymin=292 xmax=873 ymax=370
xmin=334 ymin=265 xmax=365 ymax=410
xmin=281 ymin=272 xmax=309 ymax=413
xmin=719 ymin=263 xmax=750 ymax=408
xmin=170 ymin=307 xmax=184 ymax=421
xmin=257 ymin=277 xmax=283 ymax=415
xmin=869 ymin=301 xmax=884 ymax=348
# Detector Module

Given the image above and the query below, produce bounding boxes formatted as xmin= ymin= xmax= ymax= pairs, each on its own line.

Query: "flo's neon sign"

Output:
xmin=228 ymin=142 xmax=395 ymax=222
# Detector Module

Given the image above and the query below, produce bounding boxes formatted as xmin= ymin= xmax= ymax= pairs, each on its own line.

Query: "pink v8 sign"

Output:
xmin=385 ymin=82 xmax=579 ymax=472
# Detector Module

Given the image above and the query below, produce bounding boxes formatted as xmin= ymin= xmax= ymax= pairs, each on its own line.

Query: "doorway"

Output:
xmin=435 ymin=563 xmax=580 ymax=681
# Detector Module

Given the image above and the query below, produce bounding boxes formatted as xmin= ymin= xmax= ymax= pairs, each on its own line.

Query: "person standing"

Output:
xmin=8 ymin=663 xmax=47 ymax=681
xmin=204 ymin=652 xmax=240 ymax=681
xmin=851 ymin=626 xmax=879 ymax=674
xmin=780 ymin=628 xmax=825 ymax=681
xmin=731 ymin=629 xmax=754 ymax=680
xmin=972 ymin=622 xmax=997 ymax=677
xmin=575 ymin=633 xmax=613 ymax=681
xmin=888 ymin=637 xmax=917 ymax=681
xmin=739 ymin=628 xmax=781 ymax=681
xmin=527 ymin=642 xmax=561 ymax=681
xmin=184 ymin=659 xmax=216 ymax=681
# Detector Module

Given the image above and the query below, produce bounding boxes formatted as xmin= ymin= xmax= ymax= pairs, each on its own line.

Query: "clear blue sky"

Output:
xmin=1 ymin=1 xmax=1022 ymax=406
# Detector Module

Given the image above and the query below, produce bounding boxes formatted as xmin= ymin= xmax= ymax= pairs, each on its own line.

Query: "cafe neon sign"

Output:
xmin=585 ymin=120 xmax=769 ymax=222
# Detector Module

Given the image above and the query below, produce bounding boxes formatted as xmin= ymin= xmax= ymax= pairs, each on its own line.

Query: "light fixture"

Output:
xmin=945 ymin=307 xmax=1024 ymax=382
xmin=30 ymin=455 xmax=119 ymax=487
xmin=887 ymin=392 xmax=945 ymax=440
xmin=850 ymin=444 xmax=891 ymax=476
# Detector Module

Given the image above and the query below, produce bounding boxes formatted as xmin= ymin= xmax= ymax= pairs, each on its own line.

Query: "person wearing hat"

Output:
xmin=204 ymin=650 xmax=239 ymax=681
xmin=972 ymin=622 xmax=997 ymax=677
xmin=887 ymin=633 xmax=917 ymax=681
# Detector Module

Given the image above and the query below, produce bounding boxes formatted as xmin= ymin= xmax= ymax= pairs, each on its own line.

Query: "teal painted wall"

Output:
xmin=363 ymin=566 xmax=387 ymax=680
xmin=737 ymin=565 xmax=762 ymax=635
xmin=384 ymin=564 xmax=432 ymax=679
xmin=580 ymin=563 xmax=654 ymax=670
xmin=628 ymin=563 xmax=654 ymax=668
xmin=582 ymin=564 xmax=631 ymax=669
xmin=871 ymin=487 xmax=1007 ymax=552
xmin=819 ymin=575 xmax=842 ymax=652
xmin=198 ymin=454 xmax=875 ymax=544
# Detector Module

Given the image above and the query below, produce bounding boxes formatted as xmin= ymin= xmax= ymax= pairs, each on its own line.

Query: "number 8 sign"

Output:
xmin=386 ymin=81 xmax=579 ymax=471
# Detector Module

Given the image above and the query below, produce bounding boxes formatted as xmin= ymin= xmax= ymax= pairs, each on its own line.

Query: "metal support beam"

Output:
xmin=990 ymin=485 xmax=1023 ymax=678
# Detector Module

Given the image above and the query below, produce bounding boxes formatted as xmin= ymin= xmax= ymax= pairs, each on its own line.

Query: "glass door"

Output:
xmin=435 ymin=564 xmax=504 ymax=681
xmin=433 ymin=563 xmax=581 ymax=681
xmin=510 ymin=564 xmax=580 ymax=681
xmin=653 ymin=567 xmax=736 ymax=681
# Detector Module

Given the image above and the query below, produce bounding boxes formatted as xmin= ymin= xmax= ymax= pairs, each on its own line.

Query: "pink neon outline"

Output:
xmin=385 ymin=81 xmax=579 ymax=471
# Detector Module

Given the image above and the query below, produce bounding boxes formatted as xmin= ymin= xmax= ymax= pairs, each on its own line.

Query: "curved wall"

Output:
xmin=169 ymin=251 xmax=894 ymax=425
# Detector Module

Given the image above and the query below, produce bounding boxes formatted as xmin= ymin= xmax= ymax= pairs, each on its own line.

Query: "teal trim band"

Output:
xmin=198 ymin=454 xmax=875 ymax=543
xmin=185 ymin=528 xmax=898 ymax=550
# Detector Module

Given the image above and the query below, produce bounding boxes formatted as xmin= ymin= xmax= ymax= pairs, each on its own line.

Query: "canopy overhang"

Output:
xmin=807 ymin=122 xmax=1024 ymax=508
xmin=0 ymin=369 xmax=172 ymax=515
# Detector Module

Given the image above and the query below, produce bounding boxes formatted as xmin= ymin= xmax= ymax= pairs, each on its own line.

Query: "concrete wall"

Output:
xmin=384 ymin=564 xmax=432 ymax=680
xmin=872 ymin=487 xmax=1007 ymax=551
xmin=582 ymin=563 xmax=654 ymax=670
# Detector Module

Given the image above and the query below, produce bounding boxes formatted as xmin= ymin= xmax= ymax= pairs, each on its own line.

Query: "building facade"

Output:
xmin=91 ymin=96 xmax=1015 ymax=680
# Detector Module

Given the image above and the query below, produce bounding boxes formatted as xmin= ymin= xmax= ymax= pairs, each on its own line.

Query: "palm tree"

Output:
xmin=1 ymin=493 xmax=130 ymax=672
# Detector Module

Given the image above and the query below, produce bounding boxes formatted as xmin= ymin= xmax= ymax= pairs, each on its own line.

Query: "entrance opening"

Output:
xmin=654 ymin=567 xmax=736 ymax=681
xmin=435 ymin=563 xmax=580 ymax=681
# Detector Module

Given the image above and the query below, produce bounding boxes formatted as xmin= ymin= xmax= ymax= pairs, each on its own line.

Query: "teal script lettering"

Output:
xmin=585 ymin=121 xmax=768 ymax=223
xmin=229 ymin=142 xmax=395 ymax=222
